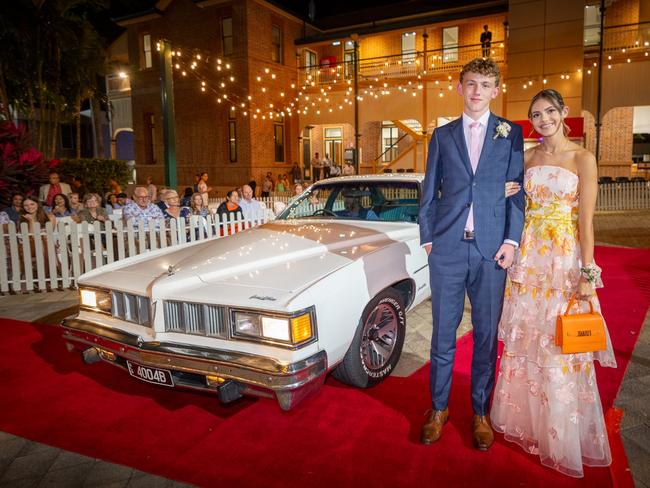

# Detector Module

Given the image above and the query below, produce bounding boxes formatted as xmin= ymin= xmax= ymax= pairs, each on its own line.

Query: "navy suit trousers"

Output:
xmin=428 ymin=240 xmax=507 ymax=415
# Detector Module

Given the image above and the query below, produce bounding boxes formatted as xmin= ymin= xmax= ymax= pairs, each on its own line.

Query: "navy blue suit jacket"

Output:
xmin=419 ymin=113 xmax=525 ymax=259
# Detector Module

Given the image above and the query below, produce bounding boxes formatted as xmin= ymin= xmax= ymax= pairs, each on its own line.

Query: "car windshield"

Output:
xmin=276 ymin=180 xmax=420 ymax=223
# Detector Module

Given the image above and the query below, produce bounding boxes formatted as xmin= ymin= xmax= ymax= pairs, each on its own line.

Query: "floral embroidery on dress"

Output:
xmin=491 ymin=165 xmax=617 ymax=478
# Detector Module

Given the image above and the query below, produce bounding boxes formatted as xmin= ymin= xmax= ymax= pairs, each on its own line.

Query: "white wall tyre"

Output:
xmin=333 ymin=289 xmax=406 ymax=388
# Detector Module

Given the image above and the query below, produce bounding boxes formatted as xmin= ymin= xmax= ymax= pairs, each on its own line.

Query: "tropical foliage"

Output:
xmin=0 ymin=120 xmax=58 ymax=207
xmin=0 ymin=0 xmax=109 ymax=159
xmin=57 ymin=157 xmax=130 ymax=198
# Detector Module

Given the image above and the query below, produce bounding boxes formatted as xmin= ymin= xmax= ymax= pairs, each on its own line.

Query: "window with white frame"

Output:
xmin=382 ymin=122 xmax=399 ymax=162
xmin=442 ymin=26 xmax=459 ymax=63
xmin=142 ymin=33 xmax=152 ymax=69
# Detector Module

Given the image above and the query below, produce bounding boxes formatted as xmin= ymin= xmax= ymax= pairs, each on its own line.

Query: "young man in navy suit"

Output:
xmin=418 ymin=58 xmax=524 ymax=450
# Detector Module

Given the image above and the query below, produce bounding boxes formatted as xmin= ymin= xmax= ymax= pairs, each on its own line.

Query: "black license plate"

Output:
xmin=126 ymin=360 xmax=174 ymax=387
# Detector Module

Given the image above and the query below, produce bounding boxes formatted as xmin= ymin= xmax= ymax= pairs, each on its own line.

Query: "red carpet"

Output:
xmin=0 ymin=246 xmax=647 ymax=487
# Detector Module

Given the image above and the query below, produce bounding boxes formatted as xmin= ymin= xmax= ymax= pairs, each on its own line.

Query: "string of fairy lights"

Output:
xmin=151 ymin=37 xmax=649 ymax=122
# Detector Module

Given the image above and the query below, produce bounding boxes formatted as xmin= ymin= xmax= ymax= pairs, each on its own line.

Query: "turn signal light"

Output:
xmin=291 ymin=314 xmax=312 ymax=343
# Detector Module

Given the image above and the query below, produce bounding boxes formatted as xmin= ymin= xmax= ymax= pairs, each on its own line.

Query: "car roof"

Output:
xmin=313 ymin=173 xmax=425 ymax=185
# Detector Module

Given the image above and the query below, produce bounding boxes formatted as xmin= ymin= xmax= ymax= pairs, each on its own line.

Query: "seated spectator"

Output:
xmin=238 ymin=184 xmax=263 ymax=220
xmin=70 ymin=176 xmax=87 ymax=198
xmin=20 ymin=196 xmax=56 ymax=229
xmin=216 ymin=190 xmax=242 ymax=220
xmin=2 ymin=193 xmax=23 ymax=224
xmin=248 ymin=179 xmax=257 ymax=198
xmin=76 ymin=193 xmax=109 ymax=224
xmin=104 ymin=193 xmax=121 ymax=215
xmin=161 ymin=189 xmax=191 ymax=221
xmin=0 ymin=211 xmax=11 ymax=227
xmin=109 ymin=178 xmax=122 ymax=195
xmin=46 ymin=193 xmax=76 ymax=219
xmin=69 ymin=192 xmax=83 ymax=213
xmin=123 ymin=186 xmax=164 ymax=228
xmin=193 ymin=174 xmax=201 ymax=193
xmin=180 ymin=187 xmax=193 ymax=207
xmin=39 ymin=171 xmax=72 ymax=207
xmin=146 ymin=176 xmax=157 ymax=202
xmin=342 ymin=161 xmax=355 ymax=176
xmin=189 ymin=192 xmax=209 ymax=218
xmin=156 ymin=188 xmax=170 ymax=212
xmin=116 ymin=192 xmax=129 ymax=207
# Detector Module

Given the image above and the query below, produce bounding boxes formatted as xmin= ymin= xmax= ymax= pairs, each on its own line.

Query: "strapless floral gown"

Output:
xmin=490 ymin=165 xmax=617 ymax=478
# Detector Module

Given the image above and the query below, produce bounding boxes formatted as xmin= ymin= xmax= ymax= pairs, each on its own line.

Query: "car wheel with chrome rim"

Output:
xmin=333 ymin=289 xmax=405 ymax=388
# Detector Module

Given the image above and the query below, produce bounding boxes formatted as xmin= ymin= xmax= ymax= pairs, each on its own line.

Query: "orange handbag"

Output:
xmin=555 ymin=294 xmax=607 ymax=354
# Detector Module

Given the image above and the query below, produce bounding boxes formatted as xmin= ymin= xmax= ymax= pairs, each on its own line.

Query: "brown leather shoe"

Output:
xmin=421 ymin=408 xmax=449 ymax=445
xmin=472 ymin=414 xmax=494 ymax=451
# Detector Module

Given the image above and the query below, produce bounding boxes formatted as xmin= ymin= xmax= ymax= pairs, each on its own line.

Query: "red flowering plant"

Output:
xmin=0 ymin=121 xmax=58 ymax=208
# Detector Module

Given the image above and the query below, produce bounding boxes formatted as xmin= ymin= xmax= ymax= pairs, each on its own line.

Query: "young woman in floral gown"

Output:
xmin=490 ymin=89 xmax=616 ymax=477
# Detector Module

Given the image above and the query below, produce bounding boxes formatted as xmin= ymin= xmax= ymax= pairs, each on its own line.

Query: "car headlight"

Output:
xmin=79 ymin=287 xmax=112 ymax=314
xmin=232 ymin=308 xmax=315 ymax=347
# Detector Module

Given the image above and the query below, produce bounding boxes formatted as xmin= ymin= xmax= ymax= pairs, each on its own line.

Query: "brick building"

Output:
xmin=110 ymin=0 xmax=650 ymax=194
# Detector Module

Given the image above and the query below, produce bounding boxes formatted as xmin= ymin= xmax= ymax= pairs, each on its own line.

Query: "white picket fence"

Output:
xmin=0 ymin=213 xmax=270 ymax=294
xmin=596 ymin=182 xmax=650 ymax=211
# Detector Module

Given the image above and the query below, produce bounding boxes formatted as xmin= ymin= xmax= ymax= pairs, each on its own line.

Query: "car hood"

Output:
xmin=80 ymin=219 xmax=414 ymax=305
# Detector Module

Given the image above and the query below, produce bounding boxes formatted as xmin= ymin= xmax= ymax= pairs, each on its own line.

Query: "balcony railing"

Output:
xmin=298 ymin=41 xmax=506 ymax=87
xmin=602 ymin=21 xmax=650 ymax=53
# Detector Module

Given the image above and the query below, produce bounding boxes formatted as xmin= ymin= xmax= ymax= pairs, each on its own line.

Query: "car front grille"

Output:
xmin=163 ymin=301 xmax=227 ymax=338
xmin=111 ymin=291 xmax=152 ymax=327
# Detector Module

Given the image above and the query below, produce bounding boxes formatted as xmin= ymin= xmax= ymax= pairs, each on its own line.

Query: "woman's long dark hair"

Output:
xmin=20 ymin=196 xmax=49 ymax=226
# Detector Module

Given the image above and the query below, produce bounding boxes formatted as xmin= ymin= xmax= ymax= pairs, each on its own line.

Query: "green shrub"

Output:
xmin=58 ymin=158 xmax=130 ymax=197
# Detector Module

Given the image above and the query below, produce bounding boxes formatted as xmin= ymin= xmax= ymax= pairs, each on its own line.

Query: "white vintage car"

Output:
xmin=61 ymin=174 xmax=431 ymax=410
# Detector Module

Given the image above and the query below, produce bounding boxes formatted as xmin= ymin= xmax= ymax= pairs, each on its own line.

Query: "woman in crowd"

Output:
xmin=21 ymin=196 xmax=56 ymax=228
xmin=197 ymin=172 xmax=212 ymax=207
xmin=46 ymin=193 xmax=76 ymax=219
xmin=216 ymin=190 xmax=242 ymax=219
xmin=180 ymin=187 xmax=194 ymax=207
xmin=189 ymin=192 xmax=209 ymax=218
xmin=76 ymin=193 xmax=109 ymax=224
xmin=2 ymin=193 xmax=23 ymax=223
xmin=104 ymin=193 xmax=121 ymax=215
xmin=161 ymin=189 xmax=191 ymax=221
xmin=261 ymin=173 xmax=273 ymax=198
xmin=491 ymin=89 xmax=616 ymax=478
xmin=275 ymin=174 xmax=286 ymax=193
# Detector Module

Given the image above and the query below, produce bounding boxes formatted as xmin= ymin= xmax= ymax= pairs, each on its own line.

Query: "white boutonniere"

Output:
xmin=493 ymin=121 xmax=511 ymax=140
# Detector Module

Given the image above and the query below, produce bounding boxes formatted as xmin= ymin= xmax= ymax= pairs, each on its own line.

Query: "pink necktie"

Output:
xmin=466 ymin=121 xmax=481 ymax=232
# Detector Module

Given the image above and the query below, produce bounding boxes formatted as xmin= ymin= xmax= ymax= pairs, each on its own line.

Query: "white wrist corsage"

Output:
xmin=580 ymin=263 xmax=603 ymax=288
xmin=493 ymin=121 xmax=511 ymax=140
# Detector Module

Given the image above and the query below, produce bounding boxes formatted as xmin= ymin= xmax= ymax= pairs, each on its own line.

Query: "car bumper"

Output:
xmin=61 ymin=317 xmax=328 ymax=410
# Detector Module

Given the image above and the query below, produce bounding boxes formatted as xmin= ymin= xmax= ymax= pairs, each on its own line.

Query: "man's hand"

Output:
xmin=424 ymin=243 xmax=432 ymax=256
xmin=494 ymin=243 xmax=515 ymax=269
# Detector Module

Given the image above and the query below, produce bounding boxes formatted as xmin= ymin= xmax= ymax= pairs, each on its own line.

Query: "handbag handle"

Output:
xmin=563 ymin=293 xmax=595 ymax=316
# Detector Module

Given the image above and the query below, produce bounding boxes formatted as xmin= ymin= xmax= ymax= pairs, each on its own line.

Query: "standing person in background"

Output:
xmin=291 ymin=162 xmax=302 ymax=183
xmin=311 ymin=152 xmax=322 ymax=182
xmin=276 ymin=174 xmax=286 ymax=193
xmin=198 ymin=172 xmax=212 ymax=207
xmin=2 ymin=193 xmax=23 ymax=224
xmin=146 ymin=176 xmax=157 ymax=202
xmin=480 ymin=25 xmax=492 ymax=58
xmin=261 ymin=173 xmax=273 ymax=198
xmin=342 ymin=161 xmax=355 ymax=176
xmin=193 ymin=174 xmax=201 ymax=193
xmin=322 ymin=153 xmax=332 ymax=178
xmin=39 ymin=172 xmax=72 ymax=207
